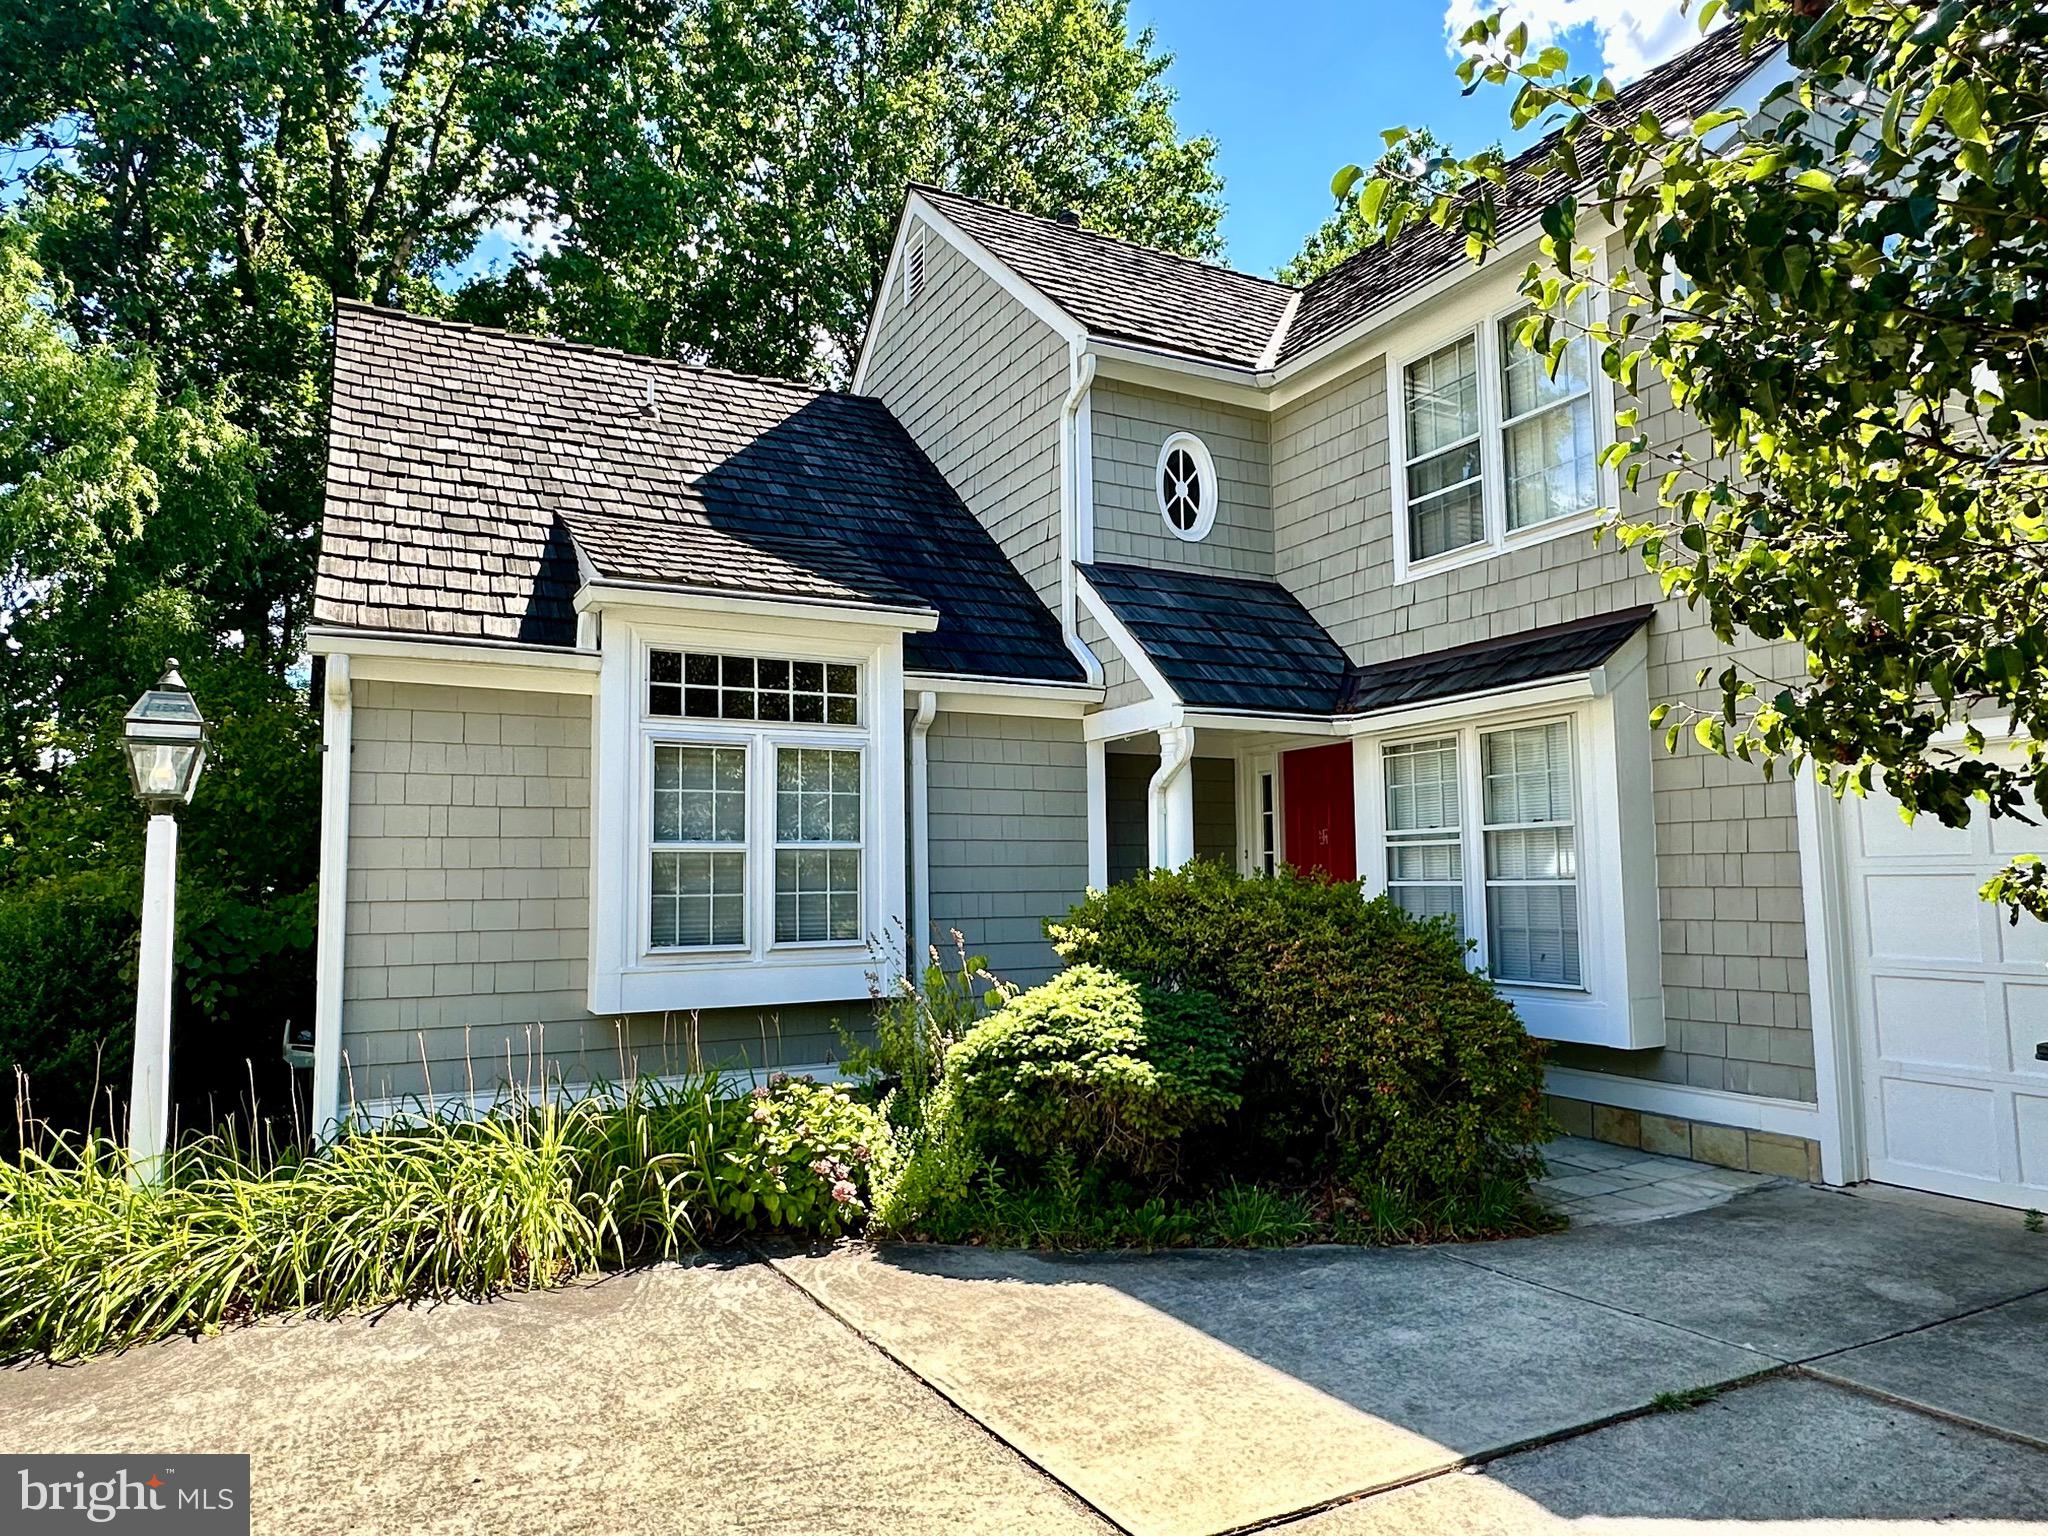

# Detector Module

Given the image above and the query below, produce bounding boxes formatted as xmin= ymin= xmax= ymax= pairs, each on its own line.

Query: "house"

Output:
xmin=307 ymin=25 xmax=2048 ymax=1211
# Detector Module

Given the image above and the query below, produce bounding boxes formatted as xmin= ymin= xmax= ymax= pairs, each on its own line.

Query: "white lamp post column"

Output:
xmin=128 ymin=812 xmax=179 ymax=1178
xmin=120 ymin=660 xmax=210 ymax=1180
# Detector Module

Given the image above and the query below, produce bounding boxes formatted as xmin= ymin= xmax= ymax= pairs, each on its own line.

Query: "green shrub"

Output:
xmin=1050 ymin=862 xmax=1551 ymax=1197
xmin=945 ymin=964 xmax=1239 ymax=1177
xmin=0 ymin=871 xmax=139 ymax=1139
xmin=0 ymin=1072 xmax=892 ymax=1363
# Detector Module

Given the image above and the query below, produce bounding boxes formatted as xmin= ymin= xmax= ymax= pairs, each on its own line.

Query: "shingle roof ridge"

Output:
xmin=331 ymin=298 xmax=860 ymax=404
xmin=908 ymin=183 xmax=1298 ymax=295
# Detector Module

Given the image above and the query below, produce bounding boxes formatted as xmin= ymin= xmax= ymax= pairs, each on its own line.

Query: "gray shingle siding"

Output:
xmin=1090 ymin=382 xmax=1274 ymax=579
xmin=862 ymin=225 xmax=1070 ymax=617
xmin=925 ymin=712 xmax=1088 ymax=985
xmin=340 ymin=679 xmax=857 ymax=1106
xmin=1268 ymin=273 xmax=1814 ymax=1103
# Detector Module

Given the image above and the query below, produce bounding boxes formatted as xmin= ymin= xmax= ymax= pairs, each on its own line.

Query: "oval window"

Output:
xmin=1156 ymin=432 xmax=1218 ymax=541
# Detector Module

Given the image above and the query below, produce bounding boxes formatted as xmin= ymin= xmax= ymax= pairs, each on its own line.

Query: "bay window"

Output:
xmin=1393 ymin=285 xmax=1605 ymax=578
xmin=642 ymin=647 xmax=867 ymax=959
xmin=1379 ymin=718 xmax=1582 ymax=990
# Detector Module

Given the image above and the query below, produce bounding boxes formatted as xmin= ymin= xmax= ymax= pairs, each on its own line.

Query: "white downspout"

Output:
xmin=311 ymin=652 xmax=352 ymax=1141
xmin=1147 ymin=722 xmax=1196 ymax=870
xmin=909 ymin=690 xmax=938 ymax=970
xmin=1058 ymin=348 xmax=1102 ymax=684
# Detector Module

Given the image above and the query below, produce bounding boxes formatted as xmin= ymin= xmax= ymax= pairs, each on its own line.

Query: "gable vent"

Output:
xmin=903 ymin=222 xmax=927 ymax=308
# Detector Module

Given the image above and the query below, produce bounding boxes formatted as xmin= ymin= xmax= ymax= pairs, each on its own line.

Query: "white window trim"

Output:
xmin=588 ymin=608 xmax=906 ymax=1016
xmin=1353 ymin=648 xmax=1664 ymax=1050
xmin=1387 ymin=252 xmax=1619 ymax=585
xmin=1156 ymin=430 xmax=1219 ymax=543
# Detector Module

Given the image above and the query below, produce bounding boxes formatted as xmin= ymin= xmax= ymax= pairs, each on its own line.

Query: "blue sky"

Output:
xmin=1126 ymin=0 xmax=1697 ymax=276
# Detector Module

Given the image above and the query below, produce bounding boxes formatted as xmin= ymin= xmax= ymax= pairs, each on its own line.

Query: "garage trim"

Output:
xmin=1795 ymin=772 xmax=1863 ymax=1187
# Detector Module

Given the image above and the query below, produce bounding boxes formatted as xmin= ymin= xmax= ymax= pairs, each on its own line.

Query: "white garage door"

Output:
xmin=1842 ymin=778 xmax=2048 ymax=1208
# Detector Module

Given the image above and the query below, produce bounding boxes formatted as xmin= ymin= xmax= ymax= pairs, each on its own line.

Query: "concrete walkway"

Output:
xmin=5 ymin=1183 xmax=2045 ymax=1534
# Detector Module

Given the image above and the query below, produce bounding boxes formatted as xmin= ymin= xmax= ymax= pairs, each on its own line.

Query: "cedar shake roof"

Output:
xmin=315 ymin=302 xmax=1083 ymax=682
xmin=909 ymin=27 xmax=1771 ymax=372
xmin=1335 ymin=606 xmax=1654 ymax=714
xmin=1080 ymin=562 xmax=1356 ymax=713
xmin=913 ymin=185 xmax=1297 ymax=369
xmin=1083 ymin=557 xmax=1651 ymax=717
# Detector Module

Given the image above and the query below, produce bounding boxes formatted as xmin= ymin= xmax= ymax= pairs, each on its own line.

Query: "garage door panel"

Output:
xmin=1872 ymin=976 xmax=1993 ymax=1070
xmin=1864 ymin=875 xmax=1989 ymax=966
xmin=2007 ymin=984 xmax=2048 ymax=1078
xmin=1854 ymin=793 xmax=1975 ymax=858
xmin=2018 ymin=1095 xmax=2048 ymax=1185
xmin=1997 ymin=914 xmax=2048 ymax=968
xmin=1878 ymin=1078 xmax=2002 ymax=1180
xmin=1988 ymin=816 xmax=2048 ymax=858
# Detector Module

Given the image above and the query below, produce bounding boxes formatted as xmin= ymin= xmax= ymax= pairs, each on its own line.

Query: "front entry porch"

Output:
xmin=1095 ymin=725 xmax=1356 ymax=883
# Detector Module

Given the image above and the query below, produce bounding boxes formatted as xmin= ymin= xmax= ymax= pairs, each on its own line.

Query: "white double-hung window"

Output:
xmin=1394 ymin=285 xmax=1604 ymax=577
xmin=642 ymin=647 xmax=866 ymax=958
xmin=1379 ymin=719 xmax=1582 ymax=990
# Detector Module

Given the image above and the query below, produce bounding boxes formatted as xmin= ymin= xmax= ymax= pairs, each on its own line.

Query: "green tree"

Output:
xmin=1280 ymin=128 xmax=1457 ymax=285
xmin=1332 ymin=0 xmax=2048 ymax=918
xmin=455 ymin=0 xmax=1223 ymax=377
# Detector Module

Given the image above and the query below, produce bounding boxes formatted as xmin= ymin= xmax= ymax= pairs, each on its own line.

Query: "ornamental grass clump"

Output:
xmin=0 ymin=1072 xmax=890 ymax=1364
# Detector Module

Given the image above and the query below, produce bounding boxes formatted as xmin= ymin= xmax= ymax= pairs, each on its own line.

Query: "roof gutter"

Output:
xmin=1058 ymin=346 xmax=1104 ymax=685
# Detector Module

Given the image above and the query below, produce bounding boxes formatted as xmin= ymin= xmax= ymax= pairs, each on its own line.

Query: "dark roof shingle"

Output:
xmin=915 ymin=185 xmax=1296 ymax=369
xmin=315 ymin=303 xmax=1082 ymax=682
xmin=1336 ymin=607 xmax=1653 ymax=714
xmin=907 ymin=29 xmax=1772 ymax=373
xmin=1080 ymin=562 xmax=1355 ymax=714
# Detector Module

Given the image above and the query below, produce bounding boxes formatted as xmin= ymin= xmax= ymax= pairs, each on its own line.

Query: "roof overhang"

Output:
xmin=573 ymin=578 xmax=941 ymax=633
xmin=306 ymin=626 xmax=603 ymax=695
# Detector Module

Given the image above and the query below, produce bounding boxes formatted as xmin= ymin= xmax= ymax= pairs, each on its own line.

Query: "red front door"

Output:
xmin=1281 ymin=742 xmax=1356 ymax=881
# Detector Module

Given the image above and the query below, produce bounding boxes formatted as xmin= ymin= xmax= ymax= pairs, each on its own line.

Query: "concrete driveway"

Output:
xmin=5 ymin=1183 xmax=2045 ymax=1534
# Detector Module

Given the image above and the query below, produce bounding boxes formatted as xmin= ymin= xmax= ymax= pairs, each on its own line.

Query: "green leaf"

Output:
xmin=1943 ymin=79 xmax=1988 ymax=146
xmin=1331 ymin=164 xmax=1364 ymax=201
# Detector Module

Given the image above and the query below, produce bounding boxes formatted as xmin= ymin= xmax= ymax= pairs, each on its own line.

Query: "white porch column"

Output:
xmin=311 ymin=653 xmax=352 ymax=1141
xmin=1148 ymin=724 xmax=1196 ymax=870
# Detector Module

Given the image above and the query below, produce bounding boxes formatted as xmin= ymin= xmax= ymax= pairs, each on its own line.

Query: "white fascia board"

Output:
xmin=1334 ymin=671 xmax=1602 ymax=736
xmin=1181 ymin=710 xmax=1345 ymax=735
xmin=1075 ymin=572 xmax=1178 ymax=705
xmin=904 ymin=193 xmax=1088 ymax=346
xmin=575 ymin=581 xmax=941 ymax=634
xmin=1083 ymin=697 xmax=1179 ymax=743
xmin=1087 ymin=344 xmax=1270 ymax=409
xmin=306 ymin=629 xmax=602 ymax=696
xmin=904 ymin=671 xmax=1103 ymax=718
xmin=850 ymin=201 xmax=914 ymax=396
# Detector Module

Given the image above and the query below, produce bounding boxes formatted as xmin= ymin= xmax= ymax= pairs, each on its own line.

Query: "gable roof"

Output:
xmin=1278 ymin=24 xmax=1770 ymax=365
xmin=315 ymin=302 xmax=1083 ymax=682
xmin=913 ymin=185 xmax=1296 ymax=370
xmin=1080 ymin=562 xmax=1356 ymax=714
xmin=903 ymin=27 xmax=1772 ymax=375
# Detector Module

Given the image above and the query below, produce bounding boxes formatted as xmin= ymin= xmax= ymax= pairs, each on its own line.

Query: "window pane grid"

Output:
xmin=1385 ymin=737 xmax=1464 ymax=933
xmin=775 ymin=748 xmax=862 ymax=944
xmin=1480 ymin=721 xmax=1580 ymax=987
xmin=649 ymin=649 xmax=859 ymax=726
xmin=1499 ymin=295 xmax=1598 ymax=533
xmin=649 ymin=744 xmax=748 ymax=950
xmin=1404 ymin=335 xmax=1484 ymax=562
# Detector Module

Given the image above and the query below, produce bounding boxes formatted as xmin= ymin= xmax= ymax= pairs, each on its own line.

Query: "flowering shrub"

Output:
xmin=711 ymin=1076 xmax=891 ymax=1236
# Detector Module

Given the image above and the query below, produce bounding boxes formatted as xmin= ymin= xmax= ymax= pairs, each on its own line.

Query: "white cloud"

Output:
xmin=1443 ymin=0 xmax=1702 ymax=84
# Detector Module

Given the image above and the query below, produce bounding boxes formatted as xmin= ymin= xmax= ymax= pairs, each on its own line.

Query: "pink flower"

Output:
xmin=831 ymin=1179 xmax=858 ymax=1204
xmin=751 ymin=1103 xmax=773 ymax=1123
xmin=809 ymin=1158 xmax=835 ymax=1178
